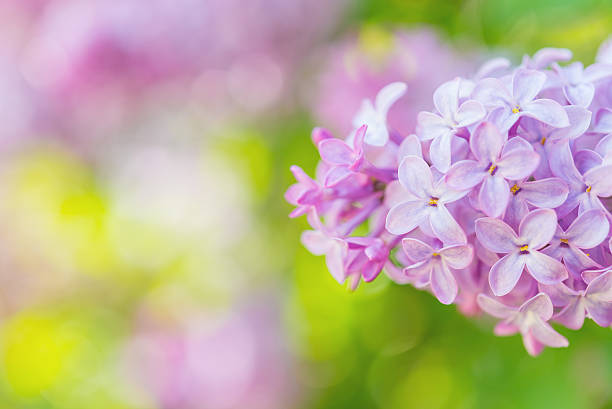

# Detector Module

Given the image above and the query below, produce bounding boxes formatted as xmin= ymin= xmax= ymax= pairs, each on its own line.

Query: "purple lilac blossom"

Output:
xmin=287 ymin=36 xmax=612 ymax=355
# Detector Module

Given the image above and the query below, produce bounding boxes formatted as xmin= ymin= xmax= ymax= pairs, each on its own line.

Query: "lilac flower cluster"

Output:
xmin=286 ymin=39 xmax=612 ymax=355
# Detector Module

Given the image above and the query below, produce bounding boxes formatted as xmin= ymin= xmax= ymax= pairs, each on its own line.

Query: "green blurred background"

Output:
xmin=0 ymin=0 xmax=612 ymax=408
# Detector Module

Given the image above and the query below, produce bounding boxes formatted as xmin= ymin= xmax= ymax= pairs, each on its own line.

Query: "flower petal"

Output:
xmin=430 ymin=133 xmax=453 ymax=172
xmin=430 ymin=261 xmax=458 ymax=304
xmin=519 ymin=209 xmax=557 ymax=249
xmin=479 ymin=174 xmax=510 ymax=218
xmin=586 ymin=271 xmax=612 ymax=297
xmin=301 ymin=230 xmax=331 ymax=255
xmin=455 ymin=99 xmax=486 ymax=127
xmin=563 ymin=83 xmax=595 ymax=107
xmin=398 ymin=134 xmax=423 ymax=160
xmin=472 ymin=78 xmax=512 ymax=108
xmin=497 ymin=149 xmax=540 ymax=180
xmin=528 ymin=48 xmax=572 ymax=69
xmin=504 ymin=194 xmax=529 ymax=230
xmin=565 ymin=210 xmax=610 ymax=249
xmin=529 ymin=317 xmax=569 ymax=348
xmin=433 ymin=78 xmax=460 ymax=119
xmin=538 ymin=282 xmax=579 ymax=307
xmin=318 ymin=139 xmax=354 ymax=165
xmin=574 ymin=149 xmax=602 ymax=175
xmin=594 ymin=108 xmax=612 ymax=134
xmin=554 ymin=298 xmax=586 ymax=330
xmin=549 ymin=105 xmax=592 ymax=141
xmin=429 ymin=204 xmax=467 ymax=245
xmin=403 ymin=260 xmax=433 ymax=288
xmin=470 ymin=121 xmax=506 ymax=163
xmin=494 ymin=322 xmax=519 ymax=336
xmin=513 ymin=68 xmax=546 ymax=106
xmin=375 ymin=82 xmax=407 ymax=117
xmin=548 ymin=141 xmax=584 ymax=188
xmin=525 ymin=251 xmax=568 ymax=285
xmin=489 ymin=251 xmax=526 ymax=296
xmin=522 ymin=332 xmax=545 ymax=356
xmin=416 ymin=111 xmax=449 ymax=141
xmin=445 ymin=160 xmax=485 ymax=190
xmin=519 ymin=292 xmax=554 ymax=319
xmin=595 ymin=133 xmax=612 ymax=158
xmin=386 ymin=201 xmax=429 ymax=235
xmin=521 ymin=99 xmax=570 ymax=128
xmin=585 ymin=297 xmax=612 ymax=327
xmin=475 ymin=217 xmax=518 ymax=253
xmin=520 ymin=178 xmax=569 ymax=208
xmin=501 ymin=135 xmax=534 ymax=155
xmin=384 ymin=180 xmax=416 ymax=208
xmin=476 ymin=294 xmax=516 ymax=319
xmin=436 ymin=179 xmax=470 ymax=204
xmin=398 ymin=155 xmax=433 ymax=197
xmin=584 ymin=164 xmax=612 ymax=197
xmin=440 ymin=244 xmax=474 ymax=269
xmin=562 ymin=245 xmax=600 ymax=277
xmin=311 ymin=127 xmax=334 ymax=145
xmin=584 ymin=272 xmax=612 ymax=327
xmin=583 ymin=62 xmax=612 ymax=82
xmin=402 ymin=238 xmax=434 ymax=262
xmin=326 ymin=238 xmax=349 ymax=284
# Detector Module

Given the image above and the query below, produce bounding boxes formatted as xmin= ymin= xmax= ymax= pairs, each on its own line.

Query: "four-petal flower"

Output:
xmin=475 ymin=209 xmax=568 ymax=296
xmin=542 ymin=210 xmax=609 ymax=278
xmin=417 ymin=78 xmax=486 ymax=172
xmin=386 ymin=156 xmax=469 ymax=244
xmin=445 ymin=122 xmax=540 ymax=217
xmin=402 ymin=238 xmax=473 ymax=304
xmin=540 ymin=271 xmax=612 ymax=329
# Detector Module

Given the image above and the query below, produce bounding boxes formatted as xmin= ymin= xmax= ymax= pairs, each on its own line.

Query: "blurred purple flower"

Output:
xmin=540 ymin=271 xmax=612 ymax=329
xmin=402 ymin=238 xmax=473 ymax=304
xmin=477 ymin=293 xmax=568 ymax=356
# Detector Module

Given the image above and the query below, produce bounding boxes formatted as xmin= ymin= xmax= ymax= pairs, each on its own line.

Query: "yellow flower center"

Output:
xmin=540 ymin=137 xmax=546 ymax=145
xmin=487 ymin=164 xmax=497 ymax=175
xmin=512 ymin=106 xmax=520 ymax=114
xmin=428 ymin=197 xmax=439 ymax=206
xmin=510 ymin=183 xmax=521 ymax=195
xmin=519 ymin=244 xmax=529 ymax=252
xmin=560 ymin=238 xmax=569 ymax=244
xmin=586 ymin=185 xmax=592 ymax=193
xmin=432 ymin=252 xmax=440 ymax=257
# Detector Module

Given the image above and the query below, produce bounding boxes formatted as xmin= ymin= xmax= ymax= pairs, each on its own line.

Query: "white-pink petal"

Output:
xmin=398 ymin=155 xmax=433 ymax=197
xmin=431 ymin=261 xmax=458 ymax=305
xmin=386 ymin=200 xmax=429 ymax=235
xmin=489 ymin=251 xmax=526 ymax=296
xmin=429 ymin=204 xmax=467 ymax=245
xmin=521 ymin=99 xmax=570 ymax=128
xmin=565 ymin=210 xmax=609 ymax=249
xmin=475 ymin=217 xmax=518 ymax=253
xmin=519 ymin=209 xmax=557 ymax=249
xmin=525 ymin=251 xmax=567 ymax=285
